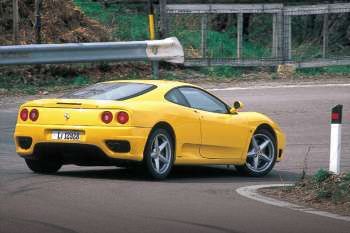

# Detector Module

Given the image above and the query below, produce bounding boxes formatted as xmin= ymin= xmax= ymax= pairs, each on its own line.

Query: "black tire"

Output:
xmin=25 ymin=157 xmax=62 ymax=174
xmin=236 ymin=128 xmax=277 ymax=177
xmin=144 ymin=128 xmax=175 ymax=180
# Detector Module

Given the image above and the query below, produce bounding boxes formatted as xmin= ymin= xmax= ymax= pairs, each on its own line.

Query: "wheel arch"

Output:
xmin=147 ymin=121 xmax=176 ymax=153
xmin=255 ymin=123 xmax=277 ymax=144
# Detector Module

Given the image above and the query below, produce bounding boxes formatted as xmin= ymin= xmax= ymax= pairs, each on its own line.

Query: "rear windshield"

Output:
xmin=62 ymin=82 xmax=156 ymax=100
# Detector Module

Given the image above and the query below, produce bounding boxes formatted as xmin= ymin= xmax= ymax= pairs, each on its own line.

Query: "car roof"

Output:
xmin=104 ymin=79 xmax=198 ymax=91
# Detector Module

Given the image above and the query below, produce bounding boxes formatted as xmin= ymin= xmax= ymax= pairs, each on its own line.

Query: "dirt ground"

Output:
xmin=0 ymin=0 xmax=110 ymax=45
xmin=259 ymin=179 xmax=350 ymax=217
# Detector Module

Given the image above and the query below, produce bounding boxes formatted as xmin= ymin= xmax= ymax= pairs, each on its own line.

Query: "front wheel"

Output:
xmin=144 ymin=128 xmax=174 ymax=180
xmin=25 ymin=157 xmax=62 ymax=174
xmin=236 ymin=128 xmax=277 ymax=177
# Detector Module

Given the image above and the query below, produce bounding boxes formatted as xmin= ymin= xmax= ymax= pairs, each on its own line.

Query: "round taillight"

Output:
xmin=29 ymin=109 xmax=39 ymax=121
xmin=101 ymin=111 xmax=113 ymax=124
xmin=116 ymin=111 xmax=129 ymax=124
xmin=20 ymin=108 xmax=28 ymax=121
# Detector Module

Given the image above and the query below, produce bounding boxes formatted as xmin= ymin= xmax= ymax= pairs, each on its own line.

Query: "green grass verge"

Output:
xmin=311 ymin=169 xmax=350 ymax=204
xmin=282 ymin=169 xmax=350 ymax=205
xmin=297 ymin=65 xmax=350 ymax=76
xmin=0 ymin=74 xmax=93 ymax=95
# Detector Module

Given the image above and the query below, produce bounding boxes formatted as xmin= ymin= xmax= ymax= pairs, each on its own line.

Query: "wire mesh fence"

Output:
xmin=163 ymin=2 xmax=350 ymax=67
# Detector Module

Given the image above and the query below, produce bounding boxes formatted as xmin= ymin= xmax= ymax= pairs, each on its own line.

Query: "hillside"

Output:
xmin=0 ymin=0 xmax=111 ymax=45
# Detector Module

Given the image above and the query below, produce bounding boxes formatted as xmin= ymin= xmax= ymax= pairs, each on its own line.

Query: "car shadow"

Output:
xmin=55 ymin=165 xmax=300 ymax=183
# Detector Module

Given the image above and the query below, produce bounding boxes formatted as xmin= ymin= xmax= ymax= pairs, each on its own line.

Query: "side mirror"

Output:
xmin=230 ymin=101 xmax=244 ymax=114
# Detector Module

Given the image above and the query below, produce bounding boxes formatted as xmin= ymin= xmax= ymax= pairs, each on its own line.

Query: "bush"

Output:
xmin=313 ymin=169 xmax=331 ymax=183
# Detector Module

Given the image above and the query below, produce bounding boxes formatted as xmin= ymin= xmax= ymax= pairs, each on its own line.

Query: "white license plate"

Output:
xmin=52 ymin=130 xmax=81 ymax=141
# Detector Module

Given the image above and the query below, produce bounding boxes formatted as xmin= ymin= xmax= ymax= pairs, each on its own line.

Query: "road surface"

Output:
xmin=1 ymin=83 xmax=350 ymax=233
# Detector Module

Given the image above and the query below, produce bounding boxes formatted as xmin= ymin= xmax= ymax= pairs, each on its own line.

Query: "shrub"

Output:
xmin=313 ymin=169 xmax=331 ymax=183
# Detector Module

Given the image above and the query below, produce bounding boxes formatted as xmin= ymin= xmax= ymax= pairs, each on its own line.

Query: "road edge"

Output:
xmin=208 ymin=83 xmax=350 ymax=91
xmin=236 ymin=184 xmax=350 ymax=222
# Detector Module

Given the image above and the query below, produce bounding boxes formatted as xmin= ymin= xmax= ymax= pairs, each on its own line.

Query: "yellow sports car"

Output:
xmin=14 ymin=80 xmax=285 ymax=179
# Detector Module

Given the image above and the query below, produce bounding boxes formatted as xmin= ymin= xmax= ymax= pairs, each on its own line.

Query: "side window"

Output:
xmin=179 ymin=87 xmax=228 ymax=114
xmin=165 ymin=88 xmax=189 ymax=107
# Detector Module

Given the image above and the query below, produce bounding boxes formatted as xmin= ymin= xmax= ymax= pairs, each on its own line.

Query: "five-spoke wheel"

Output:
xmin=144 ymin=128 xmax=174 ymax=179
xmin=236 ymin=128 xmax=277 ymax=177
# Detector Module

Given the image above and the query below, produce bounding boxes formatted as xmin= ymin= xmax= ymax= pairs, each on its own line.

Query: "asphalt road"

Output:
xmin=1 ymin=83 xmax=350 ymax=233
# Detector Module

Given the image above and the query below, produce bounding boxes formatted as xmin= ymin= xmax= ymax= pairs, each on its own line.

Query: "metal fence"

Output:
xmin=159 ymin=2 xmax=350 ymax=68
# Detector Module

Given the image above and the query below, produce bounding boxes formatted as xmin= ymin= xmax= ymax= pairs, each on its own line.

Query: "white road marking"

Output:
xmin=236 ymin=184 xmax=350 ymax=222
xmin=0 ymin=109 xmax=18 ymax=113
xmin=209 ymin=83 xmax=350 ymax=91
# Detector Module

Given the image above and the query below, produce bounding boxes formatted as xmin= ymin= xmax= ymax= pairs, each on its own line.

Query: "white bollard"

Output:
xmin=329 ymin=105 xmax=343 ymax=174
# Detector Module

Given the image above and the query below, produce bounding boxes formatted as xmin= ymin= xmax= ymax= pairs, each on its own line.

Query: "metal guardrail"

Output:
xmin=0 ymin=37 xmax=184 ymax=65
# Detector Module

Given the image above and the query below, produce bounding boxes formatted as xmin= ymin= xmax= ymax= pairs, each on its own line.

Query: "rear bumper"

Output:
xmin=14 ymin=124 xmax=151 ymax=162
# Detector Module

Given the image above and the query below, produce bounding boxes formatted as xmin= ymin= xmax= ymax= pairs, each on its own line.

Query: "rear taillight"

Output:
xmin=29 ymin=109 xmax=39 ymax=121
xmin=116 ymin=111 xmax=129 ymax=124
xmin=20 ymin=108 xmax=28 ymax=121
xmin=101 ymin=111 xmax=113 ymax=124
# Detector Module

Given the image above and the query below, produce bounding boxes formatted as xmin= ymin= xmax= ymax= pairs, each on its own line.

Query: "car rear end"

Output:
xmin=14 ymin=82 xmax=159 ymax=165
xmin=14 ymin=99 xmax=150 ymax=164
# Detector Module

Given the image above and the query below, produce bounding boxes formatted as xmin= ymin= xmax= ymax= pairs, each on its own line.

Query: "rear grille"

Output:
xmin=105 ymin=140 xmax=131 ymax=153
xmin=25 ymin=143 xmax=137 ymax=167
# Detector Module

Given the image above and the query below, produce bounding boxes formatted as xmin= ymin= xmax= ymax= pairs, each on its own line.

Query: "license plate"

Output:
xmin=52 ymin=130 xmax=80 ymax=141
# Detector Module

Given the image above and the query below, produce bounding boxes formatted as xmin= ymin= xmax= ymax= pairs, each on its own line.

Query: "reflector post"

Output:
xmin=329 ymin=104 xmax=343 ymax=174
xmin=331 ymin=104 xmax=342 ymax=124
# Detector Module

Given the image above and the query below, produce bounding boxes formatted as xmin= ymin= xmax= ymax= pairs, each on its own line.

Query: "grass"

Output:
xmin=0 ymin=74 xmax=92 ymax=95
xmin=172 ymin=24 xmax=271 ymax=59
xmin=198 ymin=66 xmax=243 ymax=78
xmin=73 ymin=0 xmax=148 ymax=41
xmin=296 ymin=65 xmax=350 ymax=76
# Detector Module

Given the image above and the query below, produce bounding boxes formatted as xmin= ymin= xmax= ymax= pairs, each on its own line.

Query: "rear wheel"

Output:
xmin=25 ymin=157 xmax=62 ymax=174
xmin=236 ymin=128 xmax=277 ymax=177
xmin=144 ymin=128 xmax=174 ymax=180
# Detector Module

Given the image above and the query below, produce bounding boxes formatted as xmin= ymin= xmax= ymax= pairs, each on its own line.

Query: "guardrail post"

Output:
xmin=272 ymin=14 xmax=278 ymax=58
xmin=148 ymin=0 xmax=159 ymax=79
xmin=322 ymin=13 xmax=329 ymax=59
xmin=276 ymin=11 xmax=284 ymax=62
xmin=237 ymin=13 xmax=243 ymax=60
xmin=159 ymin=0 xmax=167 ymax=38
xmin=282 ymin=14 xmax=292 ymax=62
xmin=201 ymin=14 xmax=207 ymax=58
xmin=329 ymin=104 xmax=343 ymax=174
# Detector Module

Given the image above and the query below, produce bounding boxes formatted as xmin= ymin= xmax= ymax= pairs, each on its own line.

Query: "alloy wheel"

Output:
xmin=246 ymin=133 xmax=275 ymax=173
xmin=150 ymin=133 xmax=172 ymax=175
